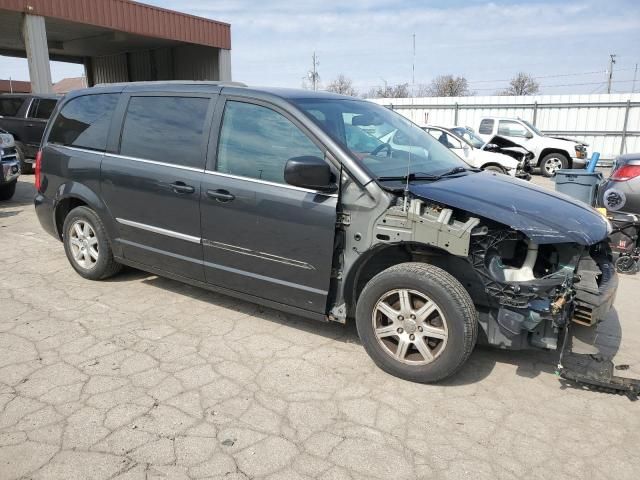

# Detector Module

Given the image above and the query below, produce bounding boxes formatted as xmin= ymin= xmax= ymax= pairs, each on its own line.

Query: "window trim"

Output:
xmin=210 ymin=96 xmax=334 ymax=187
xmin=116 ymin=93 xmax=215 ymax=170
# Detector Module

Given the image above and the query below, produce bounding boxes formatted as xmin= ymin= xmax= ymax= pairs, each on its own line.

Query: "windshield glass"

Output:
xmin=294 ymin=98 xmax=468 ymax=179
xmin=451 ymin=127 xmax=485 ymax=148
xmin=521 ymin=120 xmax=543 ymax=136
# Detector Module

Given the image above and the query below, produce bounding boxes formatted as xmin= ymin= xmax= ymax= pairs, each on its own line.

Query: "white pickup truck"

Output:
xmin=476 ymin=117 xmax=588 ymax=177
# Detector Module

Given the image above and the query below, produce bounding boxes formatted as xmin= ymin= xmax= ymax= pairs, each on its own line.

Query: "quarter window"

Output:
xmin=216 ymin=101 xmax=324 ymax=184
xmin=120 ymin=96 xmax=210 ymax=169
xmin=48 ymin=94 xmax=118 ymax=151
xmin=498 ymin=120 xmax=529 ymax=137
xmin=478 ymin=119 xmax=494 ymax=135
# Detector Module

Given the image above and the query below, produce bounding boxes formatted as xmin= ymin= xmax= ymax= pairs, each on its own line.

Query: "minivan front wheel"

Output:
xmin=356 ymin=263 xmax=477 ymax=383
xmin=63 ymin=206 xmax=122 ymax=280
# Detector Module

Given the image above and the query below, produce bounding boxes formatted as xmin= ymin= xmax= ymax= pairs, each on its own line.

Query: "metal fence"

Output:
xmin=372 ymin=93 xmax=640 ymax=161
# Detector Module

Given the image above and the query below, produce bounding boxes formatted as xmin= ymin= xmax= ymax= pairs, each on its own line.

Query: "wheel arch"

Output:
xmin=481 ymin=162 xmax=507 ymax=173
xmin=342 ymin=242 xmax=487 ymax=317
xmin=53 ymin=182 xmax=118 ymax=249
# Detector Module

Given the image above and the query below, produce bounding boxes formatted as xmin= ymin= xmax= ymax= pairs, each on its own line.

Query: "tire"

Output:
xmin=0 ymin=180 xmax=17 ymax=201
xmin=540 ymin=153 xmax=568 ymax=177
xmin=62 ymin=206 xmax=122 ymax=280
xmin=356 ymin=262 xmax=478 ymax=383
xmin=483 ymin=165 xmax=506 ymax=174
xmin=15 ymin=142 xmax=32 ymax=174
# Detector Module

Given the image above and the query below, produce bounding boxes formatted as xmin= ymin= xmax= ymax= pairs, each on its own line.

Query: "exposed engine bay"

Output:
xmin=372 ymin=197 xmax=618 ymax=352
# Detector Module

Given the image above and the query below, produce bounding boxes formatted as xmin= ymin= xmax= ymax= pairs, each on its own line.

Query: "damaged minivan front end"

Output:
xmin=376 ymin=172 xmax=617 ymax=353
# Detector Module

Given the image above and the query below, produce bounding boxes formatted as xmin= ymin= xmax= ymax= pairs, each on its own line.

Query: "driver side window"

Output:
xmin=498 ymin=120 xmax=529 ymax=137
xmin=217 ymin=101 xmax=324 ymax=184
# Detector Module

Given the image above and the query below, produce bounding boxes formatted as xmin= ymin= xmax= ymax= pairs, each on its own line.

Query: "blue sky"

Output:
xmin=2 ymin=0 xmax=639 ymax=95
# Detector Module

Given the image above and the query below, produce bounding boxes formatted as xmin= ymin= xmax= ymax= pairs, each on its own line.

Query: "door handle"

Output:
xmin=206 ymin=189 xmax=235 ymax=202
xmin=169 ymin=182 xmax=195 ymax=194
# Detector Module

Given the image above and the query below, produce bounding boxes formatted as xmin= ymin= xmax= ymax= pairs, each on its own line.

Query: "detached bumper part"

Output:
xmin=572 ymin=254 xmax=618 ymax=326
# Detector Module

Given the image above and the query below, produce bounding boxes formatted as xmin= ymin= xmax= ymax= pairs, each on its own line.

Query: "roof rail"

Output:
xmin=93 ymin=80 xmax=247 ymax=88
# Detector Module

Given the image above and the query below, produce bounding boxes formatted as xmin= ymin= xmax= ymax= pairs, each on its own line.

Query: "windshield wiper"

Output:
xmin=377 ymin=167 xmax=477 ymax=183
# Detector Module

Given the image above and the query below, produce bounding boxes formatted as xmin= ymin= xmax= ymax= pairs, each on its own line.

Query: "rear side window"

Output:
xmin=478 ymin=119 xmax=494 ymax=135
xmin=48 ymin=94 xmax=118 ymax=151
xmin=0 ymin=97 xmax=25 ymax=117
xmin=29 ymin=98 xmax=58 ymax=119
xmin=119 ymin=96 xmax=210 ymax=169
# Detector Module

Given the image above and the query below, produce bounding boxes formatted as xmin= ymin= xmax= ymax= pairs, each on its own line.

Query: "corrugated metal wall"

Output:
xmin=90 ymin=45 xmax=222 ymax=84
xmin=373 ymin=94 xmax=640 ymax=160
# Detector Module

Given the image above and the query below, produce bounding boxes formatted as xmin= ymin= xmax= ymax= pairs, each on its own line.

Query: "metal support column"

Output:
xmin=533 ymin=101 xmax=538 ymax=126
xmin=22 ymin=14 xmax=53 ymax=93
xmin=620 ymin=100 xmax=631 ymax=155
xmin=218 ymin=49 xmax=232 ymax=81
xmin=454 ymin=102 xmax=459 ymax=125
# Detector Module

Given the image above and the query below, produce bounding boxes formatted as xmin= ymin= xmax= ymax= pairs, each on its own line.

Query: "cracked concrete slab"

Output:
xmin=1 ymin=176 xmax=639 ymax=479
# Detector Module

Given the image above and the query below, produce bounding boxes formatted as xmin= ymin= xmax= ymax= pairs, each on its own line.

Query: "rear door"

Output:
xmin=101 ymin=92 xmax=215 ymax=281
xmin=200 ymin=97 xmax=338 ymax=313
xmin=0 ymin=96 xmax=28 ymax=143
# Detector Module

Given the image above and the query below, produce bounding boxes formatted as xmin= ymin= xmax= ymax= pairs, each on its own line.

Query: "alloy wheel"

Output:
xmin=69 ymin=220 xmax=99 ymax=269
xmin=544 ymin=156 xmax=563 ymax=175
xmin=372 ymin=288 xmax=448 ymax=365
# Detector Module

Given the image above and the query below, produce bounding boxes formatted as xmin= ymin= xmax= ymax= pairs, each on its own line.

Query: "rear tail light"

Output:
xmin=611 ymin=164 xmax=640 ymax=181
xmin=34 ymin=150 xmax=42 ymax=191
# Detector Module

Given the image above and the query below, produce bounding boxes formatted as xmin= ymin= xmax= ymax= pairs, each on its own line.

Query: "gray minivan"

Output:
xmin=35 ymin=82 xmax=618 ymax=384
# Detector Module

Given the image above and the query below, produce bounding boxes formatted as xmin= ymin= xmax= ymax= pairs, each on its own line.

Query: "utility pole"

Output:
xmin=412 ymin=33 xmax=416 ymax=86
xmin=308 ymin=52 xmax=320 ymax=91
xmin=607 ymin=53 xmax=617 ymax=94
xmin=633 ymin=63 xmax=638 ymax=93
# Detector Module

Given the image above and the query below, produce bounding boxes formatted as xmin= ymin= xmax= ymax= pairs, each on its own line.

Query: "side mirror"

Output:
xmin=525 ymin=131 xmax=534 ymax=139
xmin=284 ymin=156 xmax=337 ymax=192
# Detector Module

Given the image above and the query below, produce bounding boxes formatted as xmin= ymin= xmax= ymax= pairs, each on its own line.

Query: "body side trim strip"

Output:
xmin=202 ymin=239 xmax=315 ymax=270
xmin=116 ymin=218 xmax=201 ymax=244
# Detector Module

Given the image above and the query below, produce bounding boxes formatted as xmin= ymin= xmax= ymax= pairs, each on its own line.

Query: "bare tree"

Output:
xmin=363 ymin=82 xmax=411 ymax=98
xmin=423 ymin=75 xmax=471 ymax=97
xmin=326 ymin=74 xmax=357 ymax=96
xmin=501 ymin=72 xmax=540 ymax=95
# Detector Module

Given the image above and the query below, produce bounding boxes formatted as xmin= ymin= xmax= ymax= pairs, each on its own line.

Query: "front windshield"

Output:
xmin=521 ymin=120 xmax=543 ymax=136
xmin=451 ymin=127 xmax=485 ymax=148
xmin=294 ymin=98 xmax=468 ymax=179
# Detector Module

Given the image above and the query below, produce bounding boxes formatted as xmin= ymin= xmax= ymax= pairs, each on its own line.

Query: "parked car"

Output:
xmin=0 ymin=129 xmax=20 ymax=200
xmin=379 ymin=125 xmax=526 ymax=178
xmin=598 ymin=153 xmax=640 ymax=273
xmin=0 ymin=93 xmax=60 ymax=173
xmin=35 ymin=83 xmax=617 ymax=383
xmin=450 ymin=125 xmax=534 ymax=179
xmin=476 ymin=117 xmax=588 ymax=177
xmin=599 ymin=153 xmax=640 ymax=214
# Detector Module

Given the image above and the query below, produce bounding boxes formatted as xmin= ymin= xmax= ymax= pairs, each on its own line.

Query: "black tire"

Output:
xmin=15 ymin=142 xmax=33 ymax=174
xmin=483 ymin=165 xmax=506 ymax=174
xmin=62 ymin=206 xmax=122 ymax=280
xmin=0 ymin=180 xmax=17 ymax=201
xmin=540 ymin=153 xmax=568 ymax=177
xmin=356 ymin=262 xmax=477 ymax=383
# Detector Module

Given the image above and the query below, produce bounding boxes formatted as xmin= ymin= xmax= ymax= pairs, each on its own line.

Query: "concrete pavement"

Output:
xmin=1 ymin=174 xmax=638 ymax=480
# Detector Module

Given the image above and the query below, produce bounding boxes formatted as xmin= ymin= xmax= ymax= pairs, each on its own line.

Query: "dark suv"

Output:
xmin=0 ymin=93 xmax=60 ymax=173
xmin=34 ymin=82 xmax=618 ymax=383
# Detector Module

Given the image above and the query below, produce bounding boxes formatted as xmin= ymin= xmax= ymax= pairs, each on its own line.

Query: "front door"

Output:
xmin=200 ymin=98 xmax=338 ymax=313
xmin=24 ymin=98 xmax=58 ymax=153
xmin=101 ymin=93 xmax=214 ymax=281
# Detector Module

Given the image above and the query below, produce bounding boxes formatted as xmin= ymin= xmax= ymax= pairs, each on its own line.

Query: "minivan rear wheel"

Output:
xmin=63 ymin=206 xmax=122 ymax=280
xmin=356 ymin=263 xmax=477 ymax=383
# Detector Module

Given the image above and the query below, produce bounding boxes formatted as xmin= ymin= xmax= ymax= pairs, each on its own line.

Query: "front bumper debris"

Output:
xmin=557 ymin=325 xmax=640 ymax=400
